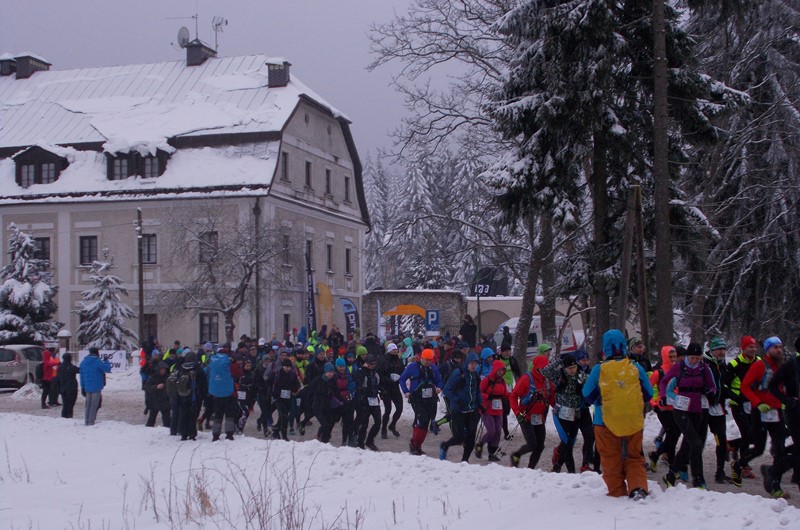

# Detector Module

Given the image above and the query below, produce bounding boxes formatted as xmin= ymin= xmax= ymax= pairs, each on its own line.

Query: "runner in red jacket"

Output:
xmin=475 ymin=360 xmax=509 ymax=461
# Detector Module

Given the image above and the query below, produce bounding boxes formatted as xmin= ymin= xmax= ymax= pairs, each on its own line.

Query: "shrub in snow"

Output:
xmin=0 ymin=223 xmax=61 ymax=344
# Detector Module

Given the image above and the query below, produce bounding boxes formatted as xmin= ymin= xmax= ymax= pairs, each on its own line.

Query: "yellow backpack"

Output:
xmin=599 ymin=359 xmax=644 ymax=436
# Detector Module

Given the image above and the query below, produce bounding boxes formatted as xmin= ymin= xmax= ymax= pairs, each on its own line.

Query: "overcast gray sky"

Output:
xmin=0 ymin=0 xmax=412 ymax=160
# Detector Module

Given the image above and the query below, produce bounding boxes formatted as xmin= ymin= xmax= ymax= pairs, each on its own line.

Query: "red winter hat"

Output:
xmin=741 ymin=336 xmax=757 ymax=350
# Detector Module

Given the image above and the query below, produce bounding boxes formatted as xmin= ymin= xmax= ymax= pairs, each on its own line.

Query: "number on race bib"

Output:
xmin=743 ymin=402 xmax=752 ymax=414
xmin=700 ymin=395 xmax=709 ymax=409
xmin=391 ymin=373 xmax=401 ymax=382
xmin=673 ymin=395 xmax=690 ymax=412
xmin=557 ymin=406 xmax=576 ymax=421
xmin=280 ymin=389 xmax=291 ymax=399
xmin=492 ymin=399 xmax=503 ymax=411
xmin=761 ymin=409 xmax=780 ymax=423
xmin=708 ymin=404 xmax=725 ymax=417
xmin=530 ymin=414 xmax=543 ymax=425
xmin=368 ymin=397 xmax=380 ymax=407
xmin=237 ymin=391 xmax=246 ymax=400
xmin=421 ymin=388 xmax=434 ymax=399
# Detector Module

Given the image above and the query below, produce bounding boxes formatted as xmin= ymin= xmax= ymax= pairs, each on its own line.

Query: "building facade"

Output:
xmin=0 ymin=48 xmax=369 ymax=348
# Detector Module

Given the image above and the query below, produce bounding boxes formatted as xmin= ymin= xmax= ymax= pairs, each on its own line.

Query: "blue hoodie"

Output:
xmin=582 ymin=329 xmax=652 ymax=426
xmin=443 ymin=352 xmax=483 ymax=413
xmin=79 ymin=354 xmax=111 ymax=393
xmin=480 ymin=348 xmax=495 ymax=378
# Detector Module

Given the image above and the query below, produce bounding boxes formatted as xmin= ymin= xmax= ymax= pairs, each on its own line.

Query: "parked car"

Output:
xmin=493 ymin=316 xmax=579 ymax=359
xmin=0 ymin=345 xmax=44 ymax=388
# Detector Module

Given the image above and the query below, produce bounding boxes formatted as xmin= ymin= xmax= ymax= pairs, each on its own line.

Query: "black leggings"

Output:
xmin=578 ymin=407 xmax=597 ymax=468
xmin=61 ymin=389 xmax=77 ymax=418
xmin=706 ymin=411 xmax=727 ymax=473
xmin=672 ymin=411 xmax=708 ymax=481
xmin=442 ymin=410 xmax=480 ymax=461
xmin=739 ymin=410 xmax=788 ymax=468
xmin=514 ymin=414 xmax=547 ymax=469
xmin=554 ymin=414 xmax=580 ymax=473
xmin=654 ymin=408 xmax=680 ymax=465
xmin=356 ymin=403 xmax=381 ymax=446
xmin=381 ymin=386 xmax=403 ymax=431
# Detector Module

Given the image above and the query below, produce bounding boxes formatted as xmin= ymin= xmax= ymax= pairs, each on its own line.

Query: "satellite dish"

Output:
xmin=177 ymin=26 xmax=190 ymax=48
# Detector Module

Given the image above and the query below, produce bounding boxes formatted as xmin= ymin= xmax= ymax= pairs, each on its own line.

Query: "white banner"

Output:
xmin=77 ymin=350 xmax=127 ymax=371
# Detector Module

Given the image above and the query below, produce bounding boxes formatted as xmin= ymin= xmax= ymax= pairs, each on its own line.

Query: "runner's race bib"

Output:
xmin=421 ymin=387 xmax=434 ymax=399
xmin=708 ymin=404 xmax=725 ymax=417
xmin=700 ymin=395 xmax=709 ymax=409
xmin=296 ymin=397 xmax=302 ymax=406
xmin=743 ymin=402 xmax=752 ymax=414
xmin=280 ymin=389 xmax=291 ymax=399
xmin=391 ymin=373 xmax=401 ymax=382
xmin=761 ymin=409 xmax=779 ymax=423
xmin=492 ymin=399 xmax=503 ymax=411
xmin=673 ymin=395 xmax=690 ymax=412
xmin=368 ymin=397 xmax=380 ymax=407
xmin=237 ymin=391 xmax=246 ymax=401
xmin=530 ymin=414 xmax=543 ymax=425
xmin=557 ymin=406 xmax=576 ymax=421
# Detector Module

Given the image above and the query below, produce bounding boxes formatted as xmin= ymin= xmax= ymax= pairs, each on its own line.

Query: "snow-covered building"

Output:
xmin=0 ymin=48 xmax=370 ymax=347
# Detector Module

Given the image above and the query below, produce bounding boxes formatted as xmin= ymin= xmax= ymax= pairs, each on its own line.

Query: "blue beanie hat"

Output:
xmin=481 ymin=347 xmax=495 ymax=360
xmin=574 ymin=348 xmax=589 ymax=361
xmin=335 ymin=357 xmax=346 ymax=368
xmin=324 ymin=362 xmax=335 ymax=373
xmin=763 ymin=336 xmax=782 ymax=351
xmin=602 ymin=329 xmax=627 ymax=359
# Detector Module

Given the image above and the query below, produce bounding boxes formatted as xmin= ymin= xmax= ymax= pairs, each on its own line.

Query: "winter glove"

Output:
xmin=516 ymin=413 xmax=526 ymax=423
xmin=757 ymin=403 xmax=772 ymax=414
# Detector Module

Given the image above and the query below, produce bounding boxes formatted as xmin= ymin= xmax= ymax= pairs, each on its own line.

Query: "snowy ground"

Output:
xmin=2 ymin=368 xmax=799 ymax=529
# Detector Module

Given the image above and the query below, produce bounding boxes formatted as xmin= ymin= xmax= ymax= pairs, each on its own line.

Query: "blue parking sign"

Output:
xmin=425 ymin=310 xmax=440 ymax=332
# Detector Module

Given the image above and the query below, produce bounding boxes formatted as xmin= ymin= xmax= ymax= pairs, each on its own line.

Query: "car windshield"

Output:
xmin=0 ymin=349 xmax=16 ymax=362
xmin=21 ymin=348 xmax=43 ymax=361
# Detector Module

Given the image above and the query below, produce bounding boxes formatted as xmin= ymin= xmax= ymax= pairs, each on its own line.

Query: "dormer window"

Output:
xmin=106 ymin=151 xmax=168 ymax=180
xmin=13 ymin=146 xmax=68 ymax=188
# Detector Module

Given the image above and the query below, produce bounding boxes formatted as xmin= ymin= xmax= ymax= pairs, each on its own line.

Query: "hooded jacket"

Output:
xmin=510 ymin=355 xmax=551 ymax=420
xmin=55 ymin=359 xmax=79 ymax=394
xmin=661 ymin=359 xmax=716 ymax=414
xmin=479 ymin=360 xmax=509 ymax=416
xmin=582 ymin=329 xmax=653 ymax=427
xmin=42 ymin=350 xmax=59 ymax=382
xmin=79 ymin=354 xmax=112 ymax=393
xmin=145 ymin=364 xmax=171 ymax=410
xmin=541 ymin=357 xmax=585 ymax=410
xmin=649 ymin=346 xmax=675 ymax=409
xmin=479 ymin=348 xmax=495 ymax=379
xmin=442 ymin=352 xmax=482 ymax=413
xmin=741 ymin=356 xmax=783 ymax=410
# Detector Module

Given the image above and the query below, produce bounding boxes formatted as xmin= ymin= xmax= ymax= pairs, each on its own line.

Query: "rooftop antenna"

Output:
xmin=212 ymin=16 xmax=228 ymax=51
xmin=166 ymin=13 xmax=199 ymax=41
xmin=176 ymin=26 xmax=190 ymax=49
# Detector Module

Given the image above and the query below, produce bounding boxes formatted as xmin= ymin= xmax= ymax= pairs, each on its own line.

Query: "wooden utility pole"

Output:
xmin=653 ymin=0 xmax=673 ymax=345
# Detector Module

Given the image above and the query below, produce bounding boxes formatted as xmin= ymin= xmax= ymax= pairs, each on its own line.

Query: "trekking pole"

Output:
xmin=500 ymin=422 xmax=521 ymax=453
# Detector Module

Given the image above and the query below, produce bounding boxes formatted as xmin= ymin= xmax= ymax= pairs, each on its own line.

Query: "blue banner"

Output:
xmin=340 ymin=298 xmax=360 ymax=336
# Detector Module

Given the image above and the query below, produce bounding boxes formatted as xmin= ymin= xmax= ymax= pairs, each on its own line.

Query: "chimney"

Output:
xmin=186 ymin=39 xmax=217 ymax=67
xmin=14 ymin=53 xmax=50 ymax=79
xmin=266 ymin=59 xmax=291 ymax=88
xmin=0 ymin=53 xmax=16 ymax=76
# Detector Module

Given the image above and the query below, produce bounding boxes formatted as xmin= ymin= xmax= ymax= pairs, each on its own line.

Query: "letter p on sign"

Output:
xmin=425 ymin=310 xmax=440 ymax=332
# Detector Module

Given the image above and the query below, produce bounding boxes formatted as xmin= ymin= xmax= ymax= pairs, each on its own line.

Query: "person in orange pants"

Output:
xmin=582 ymin=329 xmax=654 ymax=500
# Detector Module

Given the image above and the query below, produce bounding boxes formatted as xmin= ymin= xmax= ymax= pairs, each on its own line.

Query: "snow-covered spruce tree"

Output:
xmin=678 ymin=0 xmax=800 ymax=340
xmin=484 ymin=0 xmax=741 ymax=352
xmin=74 ymin=250 xmax=137 ymax=350
xmin=0 ymin=223 xmax=61 ymax=344
xmin=363 ymin=154 xmax=394 ymax=289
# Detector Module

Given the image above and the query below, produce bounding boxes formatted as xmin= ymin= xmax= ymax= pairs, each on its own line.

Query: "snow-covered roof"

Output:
xmin=0 ymin=142 xmax=278 ymax=204
xmin=0 ymin=54 xmax=344 ymax=152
